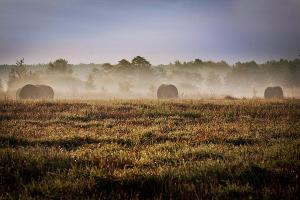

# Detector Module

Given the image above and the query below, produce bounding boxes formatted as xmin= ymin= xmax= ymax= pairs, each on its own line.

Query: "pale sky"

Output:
xmin=0 ymin=0 xmax=300 ymax=65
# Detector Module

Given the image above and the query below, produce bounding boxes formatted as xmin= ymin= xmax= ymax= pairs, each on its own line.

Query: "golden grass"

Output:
xmin=0 ymin=99 xmax=299 ymax=199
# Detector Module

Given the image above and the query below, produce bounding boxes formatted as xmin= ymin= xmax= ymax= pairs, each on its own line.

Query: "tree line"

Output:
xmin=0 ymin=56 xmax=299 ymax=98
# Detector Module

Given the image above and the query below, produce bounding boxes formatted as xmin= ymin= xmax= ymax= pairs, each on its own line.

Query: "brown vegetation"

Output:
xmin=0 ymin=99 xmax=299 ymax=199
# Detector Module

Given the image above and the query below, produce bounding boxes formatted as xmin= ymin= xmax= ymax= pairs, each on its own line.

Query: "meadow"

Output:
xmin=0 ymin=99 xmax=299 ymax=199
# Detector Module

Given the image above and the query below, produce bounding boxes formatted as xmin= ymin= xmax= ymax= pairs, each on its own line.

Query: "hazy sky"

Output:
xmin=0 ymin=0 xmax=300 ymax=65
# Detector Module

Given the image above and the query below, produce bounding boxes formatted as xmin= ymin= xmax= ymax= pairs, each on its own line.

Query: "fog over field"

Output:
xmin=0 ymin=57 xmax=299 ymax=100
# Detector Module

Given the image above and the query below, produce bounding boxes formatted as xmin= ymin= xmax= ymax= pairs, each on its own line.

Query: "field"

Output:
xmin=0 ymin=99 xmax=299 ymax=199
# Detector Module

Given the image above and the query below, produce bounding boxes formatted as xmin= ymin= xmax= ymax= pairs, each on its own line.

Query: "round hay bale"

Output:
xmin=264 ymin=86 xmax=284 ymax=99
xmin=36 ymin=85 xmax=54 ymax=99
xmin=18 ymin=84 xmax=54 ymax=100
xmin=157 ymin=84 xmax=178 ymax=99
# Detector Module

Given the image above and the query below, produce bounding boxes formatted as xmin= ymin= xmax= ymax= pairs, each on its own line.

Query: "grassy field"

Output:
xmin=0 ymin=99 xmax=299 ymax=199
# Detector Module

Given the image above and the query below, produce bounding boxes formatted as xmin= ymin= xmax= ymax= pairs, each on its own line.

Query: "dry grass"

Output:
xmin=0 ymin=99 xmax=299 ymax=199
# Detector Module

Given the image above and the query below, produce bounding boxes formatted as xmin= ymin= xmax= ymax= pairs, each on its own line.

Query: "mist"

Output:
xmin=0 ymin=57 xmax=299 ymax=100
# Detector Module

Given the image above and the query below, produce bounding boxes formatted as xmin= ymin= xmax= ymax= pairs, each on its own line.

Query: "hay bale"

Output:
xmin=157 ymin=84 xmax=178 ymax=99
xmin=36 ymin=85 xmax=54 ymax=99
xmin=18 ymin=84 xmax=54 ymax=100
xmin=264 ymin=86 xmax=284 ymax=99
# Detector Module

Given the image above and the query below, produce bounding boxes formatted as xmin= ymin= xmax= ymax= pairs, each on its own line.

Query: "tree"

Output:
xmin=225 ymin=61 xmax=261 ymax=90
xmin=131 ymin=56 xmax=151 ymax=67
xmin=118 ymin=59 xmax=131 ymax=66
xmin=102 ymin=63 xmax=113 ymax=69
xmin=48 ymin=58 xmax=72 ymax=74
xmin=7 ymin=58 xmax=30 ymax=87
xmin=174 ymin=60 xmax=182 ymax=67
xmin=16 ymin=58 xmax=24 ymax=67
xmin=194 ymin=59 xmax=203 ymax=65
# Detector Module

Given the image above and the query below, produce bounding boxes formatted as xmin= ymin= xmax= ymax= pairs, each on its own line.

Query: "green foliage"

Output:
xmin=225 ymin=59 xmax=300 ymax=89
xmin=0 ymin=100 xmax=299 ymax=199
xmin=102 ymin=63 xmax=113 ymax=68
xmin=194 ymin=58 xmax=203 ymax=65
xmin=172 ymin=59 xmax=230 ymax=71
xmin=48 ymin=58 xmax=72 ymax=74
xmin=131 ymin=56 xmax=151 ymax=67
xmin=118 ymin=59 xmax=131 ymax=67
xmin=1 ymin=57 xmax=300 ymax=98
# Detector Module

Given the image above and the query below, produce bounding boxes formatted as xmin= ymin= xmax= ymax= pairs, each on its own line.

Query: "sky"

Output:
xmin=0 ymin=0 xmax=300 ymax=65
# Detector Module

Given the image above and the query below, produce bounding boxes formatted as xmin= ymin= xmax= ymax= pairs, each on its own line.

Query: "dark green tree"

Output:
xmin=102 ymin=63 xmax=113 ymax=68
xmin=118 ymin=59 xmax=131 ymax=66
xmin=131 ymin=56 xmax=151 ymax=67
xmin=48 ymin=58 xmax=72 ymax=74
xmin=174 ymin=60 xmax=182 ymax=67
xmin=194 ymin=59 xmax=203 ymax=65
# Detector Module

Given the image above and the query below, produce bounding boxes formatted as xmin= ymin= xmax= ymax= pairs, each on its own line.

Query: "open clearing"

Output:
xmin=0 ymin=100 xmax=299 ymax=199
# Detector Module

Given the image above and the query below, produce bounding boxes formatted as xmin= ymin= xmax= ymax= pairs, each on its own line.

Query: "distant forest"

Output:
xmin=0 ymin=57 xmax=300 ymax=99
